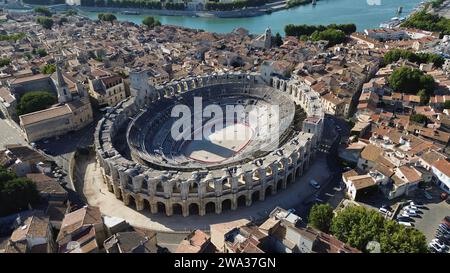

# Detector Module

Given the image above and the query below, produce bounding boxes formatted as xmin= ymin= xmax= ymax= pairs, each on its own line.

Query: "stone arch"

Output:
xmin=237 ymin=195 xmax=246 ymax=207
xmin=157 ymin=202 xmax=166 ymax=214
xmin=205 ymin=201 xmax=216 ymax=214
xmin=277 ymin=179 xmax=283 ymax=191
xmin=156 ymin=182 xmax=164 ymax=193
xmin=287 ymin=173 xmax=294 ymax=184
xmin=143 ymin=199 xmax=151 ymax=211
xmin=222 ymin=199 xmax=232 ymax=211
xmin=173 ymin=203 xmax=183 ymax=215
xmin=127 ymin=195 xmax=136 ymax=209
xmin=189 ymin=203 xmax=199 ymax=215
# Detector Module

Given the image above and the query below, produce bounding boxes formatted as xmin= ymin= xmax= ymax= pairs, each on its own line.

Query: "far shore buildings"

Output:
xmin=0 ymin=66 xmax=94 ymax=143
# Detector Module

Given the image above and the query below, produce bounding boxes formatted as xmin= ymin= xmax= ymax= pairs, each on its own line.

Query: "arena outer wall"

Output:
xmin=94 ymin=71 xmax=325 ymax=217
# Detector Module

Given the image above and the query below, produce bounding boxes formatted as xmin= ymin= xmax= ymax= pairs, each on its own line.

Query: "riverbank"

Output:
xmin=4 ymin=0 xmax=425 ymax=35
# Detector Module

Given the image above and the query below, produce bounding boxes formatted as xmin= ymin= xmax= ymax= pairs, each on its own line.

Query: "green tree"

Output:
xmin=41 ymin=64 xmax=56 ymax=74
xmin=98 ymin=13 xmax=117 ymax=24
xmin=330 ymin=206 xmax=428 ymax=253
xmin=16 ymin=91 xmax=57 ymax=116
xmin=310 ymin=28 xmax=346 ymax=46
xmin=0 ymin=166 xmax=40 ymax=216
xmin=444 ymin=100 xmax=450 ymax=109
xmin=0 ymin=57 xmax=11 ymax=67
xmin=142 ymin=16 xmax=161 ymax=28
xmin=417 ymin=89 xmax=430 ymax=105
xmin=35 ymin=48 xmax=47 ymax=57
xmin=388 ymin=67 xmax=436 ymax=95
xmin=37 ymin=16 xmax=54 ymax=29
xmin=308 ymin=203 xmax=334 ymax=232
xmin=273 ymin=32 xmax=283 ymax=47
xmin=410 ymin=113 xmax=429 ymax=124
xmin=34 ymin=7 xmax=52 ymax=17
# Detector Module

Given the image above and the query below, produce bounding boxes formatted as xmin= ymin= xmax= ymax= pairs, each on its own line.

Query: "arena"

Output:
xmin=94 ymin=72 xmax=324 ymax=216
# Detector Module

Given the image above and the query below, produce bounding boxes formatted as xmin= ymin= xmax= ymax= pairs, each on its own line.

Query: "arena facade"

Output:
xmin=94 ymin=71 xmax=324 ymax=217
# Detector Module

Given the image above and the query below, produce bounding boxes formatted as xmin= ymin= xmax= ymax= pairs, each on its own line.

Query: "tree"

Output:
xmin=34 ymin=48 xmax=47 ymax=57
xmin=0 ymin=166 xmax=40 ymax=216
xmin=383 ymin=49 xmax=445 ymax=68
xmin=444 ymin=100 xmax=450 ymax=109
xmin=98 ymin=13 xmax=117 ymax=24
xmin=308 ymin=203 xmax=334 ymax=232
xmin=41 ymin=64 xmax=56 ymax=74
xmin=58 ymin=17 xmax=68 ymax=26
xmin=417 ymin=89 xmax=430 ymax=105
xmin=410 ymin=113 xmax=428 ymax=124
xmin=388 ymin=67 xmax=436 ymax=95
xmin=16 ymin=91 xmax=57 ymax=116
xmin=34 ymin=7 xmax=52 ymax=17
xmin=273 ymin=32 xmax=283 ymax=47
xmin=330 ymin=206 xmax=428 ymax=253
xmin=0 ymin=57 xmax=11 ymax=67
xmin=310 ymin=28 xmax=346 ymax=46
xmin=37 ymin=16 xmax=54 ymax=29
xmin=142 ymin=16 xmax=161 ymax=28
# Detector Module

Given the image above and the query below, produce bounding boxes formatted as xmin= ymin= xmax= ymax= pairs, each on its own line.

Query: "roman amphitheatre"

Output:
xmin=93 ymin=71 xmax=324 ymax=218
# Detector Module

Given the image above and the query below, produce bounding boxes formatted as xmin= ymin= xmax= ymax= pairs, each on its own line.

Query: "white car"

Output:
xmin=404 ymin=205 xmax=419 ymax=211
xmin=408 ymin=201 xmax=424 ymax=208
xmin=404 ymin=210 xmax=418 ymax=217
xmin=431 ymin=239 xmax=448 ymax=250
xmin=429 ymin=242 xmax=446 ymax=252
xmin=379 ymin=207 xmax=390 ymax=215
xmin=309 ymin=180 xmax=320 ymax=189
xmin=398 ymin=221 xmax=413 ymax=227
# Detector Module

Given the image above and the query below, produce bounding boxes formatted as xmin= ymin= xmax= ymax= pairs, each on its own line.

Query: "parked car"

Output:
xmin=396 ymin=216 xmax=412 ymax=222
xmin=408 ymin=201 xmax=424 ymax=208
xmin=398 ymin=221 xmax=413 ymax=227
xmin=442 ymin=216 xmax=450 ymax=227
xmin=309 ymin=179 xmax=320 ymax=189
xmin=431 ymin=239 xmax=448 ymax=250
xmin=379 ymin=207 xmax=390 ymax=215
xmin=438 ymin=224 xmax=450 ymax=232
xmin=404 ymin=210 xmax=418 ymax=217
xmin=404 ymin=205 xmax=419 ymax=211
xmin=429 ymin=242 xmax=446 ymax=252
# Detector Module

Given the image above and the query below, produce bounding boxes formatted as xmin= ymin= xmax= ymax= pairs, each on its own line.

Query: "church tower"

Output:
xmin=54 ymin=65 xmax=72 ymax=104
xmin=264 ymin=27 xmax=272 ymax=49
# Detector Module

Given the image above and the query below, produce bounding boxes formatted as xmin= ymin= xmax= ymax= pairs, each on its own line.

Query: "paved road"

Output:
xmin=0 ymin=117 xmax=27 ymax=149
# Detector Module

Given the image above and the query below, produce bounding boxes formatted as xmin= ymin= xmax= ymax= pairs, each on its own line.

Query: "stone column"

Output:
xmin=150 ymin=203 xmax=158 ymax=214
xmin=136 ymin=197 xmax=144 ymax=211
xmin=215 ymin=201 xmax=222 ymax=214
xmin=166 ymin=202 xmax=173 ymax=216
xmin=182 ymin=202 xmax=189 ymax=217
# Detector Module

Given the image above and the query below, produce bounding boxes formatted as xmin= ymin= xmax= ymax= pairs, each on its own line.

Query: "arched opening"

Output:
xmin=189 ymin=203 xmax=199 ymax=215
xmin=143 ymin=199 xmax=151 ymax=211
xmin=127 ymin=195 xmax=136 ymax=209
xmin=157 ymin=202 xmax=166 ymax=214
xmin=265 ymin=185 xmax=273 ymax=197
xmin=156 ymin=182 xmax=164 ymax=193
xmin=252 ymin=191 xmax=260 ymax=203
xmin=173 ymin=203 xmax=183 ymax=215
xmin=277 ymin=180 xmax=283 ymax=191
xmin=237 ymin=195 xmax=246 ymax=207
xmin=205 ymin=202 xmax=216 ymax=214
xmin=287 ymin=174 xmax=293 ymax=184
xmin=222 ymin=199 xmax=232 ymax=211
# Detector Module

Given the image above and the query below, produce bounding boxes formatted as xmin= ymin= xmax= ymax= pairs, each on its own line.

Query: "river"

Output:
xmin=78 ymin=0 xmax=424 ymax=34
